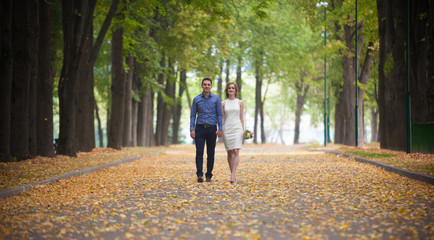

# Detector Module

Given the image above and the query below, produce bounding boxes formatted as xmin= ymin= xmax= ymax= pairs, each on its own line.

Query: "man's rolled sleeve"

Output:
xmin=216 ymin=97 xmax=223 ymax=131
xmin=190 ymin=99 xmax=197 ymax=131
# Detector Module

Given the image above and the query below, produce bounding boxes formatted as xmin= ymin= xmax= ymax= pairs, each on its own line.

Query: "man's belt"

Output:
xmin=196 ymin=124 xmax=216 ymax=128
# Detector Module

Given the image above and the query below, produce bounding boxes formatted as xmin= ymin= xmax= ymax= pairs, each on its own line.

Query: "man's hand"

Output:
xmin=216 ymin=130 xmax=223 ymax=138
xmin=190 ymin=130 xmax=195 ymax=139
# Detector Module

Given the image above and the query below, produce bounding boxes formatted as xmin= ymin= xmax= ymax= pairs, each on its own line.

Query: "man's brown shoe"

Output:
xmin=197 ymin=176 xmax=204 ymax=182
xmin=206 ymin=177 xmax=212 ymax=182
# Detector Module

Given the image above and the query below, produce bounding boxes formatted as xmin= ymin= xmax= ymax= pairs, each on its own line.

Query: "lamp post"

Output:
xmin=405 ymin=0 xmax=411 ymax=153
xmin=355 ymin=0 xmax=359 ymax=146
xmin=317 ymin=1 xmax=328 ymax=147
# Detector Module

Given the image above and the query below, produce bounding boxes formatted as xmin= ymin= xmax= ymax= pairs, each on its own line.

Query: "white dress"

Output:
xmin=223 ymin=98 xmax=243 ymax=151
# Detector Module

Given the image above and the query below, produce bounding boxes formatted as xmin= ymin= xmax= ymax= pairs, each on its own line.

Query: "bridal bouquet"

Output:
xmin=243 ymin=130 xmax=254 ymax=140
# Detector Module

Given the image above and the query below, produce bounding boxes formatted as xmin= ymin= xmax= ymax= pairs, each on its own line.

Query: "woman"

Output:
xmin=221 ymin=82 xmax=246 ymax=184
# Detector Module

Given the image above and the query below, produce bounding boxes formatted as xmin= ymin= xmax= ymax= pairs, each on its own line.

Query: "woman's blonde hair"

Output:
xmin=225 ymin=82 xmax=239 ymax=98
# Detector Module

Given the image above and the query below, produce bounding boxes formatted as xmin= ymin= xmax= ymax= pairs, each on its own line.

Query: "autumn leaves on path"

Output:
xmin=1 ymin=144 xmax=433 ymax=239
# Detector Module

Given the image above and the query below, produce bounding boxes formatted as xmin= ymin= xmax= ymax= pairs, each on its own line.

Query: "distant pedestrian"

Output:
xmin=190 ymin=78 xmax=223 ymax=183
xmin=221 ymin=82 xmax=247 ymax=184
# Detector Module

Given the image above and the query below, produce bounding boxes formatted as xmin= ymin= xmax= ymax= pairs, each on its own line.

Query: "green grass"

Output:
xmin=344 ymin=150 xmax=397 ymax=159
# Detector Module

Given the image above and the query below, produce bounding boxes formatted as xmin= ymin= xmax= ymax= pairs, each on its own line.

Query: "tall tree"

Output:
xmin=253 ymin=51 xmax=264 ymax=144
xmin=58 ymin=0 xmax=96 ymax=156
xmin=10 ymin=0 xmax=33 ymax=160
xmin=0 ymin=0 xmax=13 ymax=162
xmin=28 ymin=0 xmax=39 ymax=157
xmin=37 ymin=0 xmax=54 ymax=157
xmin=108 ymin=24 xmax=125 ymax=150
xmin=122 ymin=54 xmax=134 ymax=147
xmin=294 ymin=73 xmax=310 ymax=144
xmin=377 ymin=0 xmax=434 ymax=151
xmin=377 ymin=0 xmax=407 ymax=151
xmin=172 ymin=69 xmax=187 ymax=144
xmin=58 ymin=0 xmax=119 ymax=155
xmin=356 ymin=42 xmax=375 ymax=146
xmin=409 ymin=0 xmax=434 ymax=123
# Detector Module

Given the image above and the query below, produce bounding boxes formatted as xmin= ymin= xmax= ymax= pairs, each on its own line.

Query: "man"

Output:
xmin=190 ymin=78 xmax=223 ymax=182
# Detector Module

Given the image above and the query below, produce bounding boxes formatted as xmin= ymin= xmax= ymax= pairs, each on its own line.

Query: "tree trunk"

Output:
xmin=0 ymin=0 xmax=13 ymax=162
xmin=410 ymin=0 xmax=434 ymax=123
xmin=294 ymin=75 xmax=309 ymax=145
xmin=357 ymin=42 xmax=374 ymax=147
xmin=260 ymin=98 xmax=266 ymax=144
xmin=217 ymin=60 xmax=223 ymax=99
xmin=172 ymin=69 xmax=187 ymax=144
xmin=155 ymin=53 xmax=166 ymax=146
xmin=254 ymin=53 xmax=263 ymax=144
xmin=334 ymin=86 xmax=344 ymax=144
xmin=162 ymin=58 xmax=176 ymax=145
xmin=334 ymin=22 xmax=364 ymax=146
xmin=10 ymin=0 xmax=32 ymax=160
xmin=76 ymin=0 xmax=119 ymax=152
xmin=122 ymin=54 xmax=134 ymax=147
xmin=76 ymin=24 xmax=95 ymax=152
xmin=371 ymin=108 xmax=378 ymax=142
xmin=131 ymin=59 xmax=139 ymax=147
xmin=137 ymin=82 xmax=155 ymax=147
xmin=427 ymin=1 xmax=434 ymax=121
xmin=225 ymin=59 xmax=230 ymax=84
xmin=37 ymin=0 xmax=54 ymax=157
xmin=236 ymin=54 xmax=242 ymax=99
xmin=95 ymin=99 xmax=103 ymax=147
xmin=107 ymin=26 xmax=125 ymax=150
xmin=377 ymin=0 xmax=407 ymax=151
xmin=28 ymin=0 xmax=39 ymax=157
xmin=58 ymin=0 xmax=97 ymax=156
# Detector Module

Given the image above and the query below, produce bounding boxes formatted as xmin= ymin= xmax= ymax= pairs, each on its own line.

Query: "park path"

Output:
xmin=1 ymin=143 xmax=433 ymax=239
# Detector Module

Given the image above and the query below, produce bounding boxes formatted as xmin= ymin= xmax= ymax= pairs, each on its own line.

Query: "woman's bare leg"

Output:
xmin=227 ymin=150 xmax=234 ymax=172
xmin=231 ymin=149 xmax=240 ymax=183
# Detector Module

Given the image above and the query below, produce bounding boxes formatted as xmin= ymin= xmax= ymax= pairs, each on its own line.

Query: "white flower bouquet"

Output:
xmin=243 ymin=130 xmax=254 ymax=140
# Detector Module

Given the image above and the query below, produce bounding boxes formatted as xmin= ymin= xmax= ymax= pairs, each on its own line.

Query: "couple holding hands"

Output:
xmin=190 ymin=78 xmax=251 ymax=184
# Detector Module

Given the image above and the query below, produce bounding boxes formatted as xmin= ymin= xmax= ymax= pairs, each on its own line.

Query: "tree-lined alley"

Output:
xmin=1 ymin=0 xmax=433 ymax=161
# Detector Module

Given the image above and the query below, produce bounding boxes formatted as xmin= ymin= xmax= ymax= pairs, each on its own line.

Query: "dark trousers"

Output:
xmin=195 ymin=125 xmax=217 ymax=178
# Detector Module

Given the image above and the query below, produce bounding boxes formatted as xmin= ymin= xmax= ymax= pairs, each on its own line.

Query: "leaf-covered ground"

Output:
xmin=1 ymin=144 xmax=433 ymax=239
xmin=0 ymin=147 xmax=166 ymax=191
xmin=325 ymin=143 xmax=434 ymax=177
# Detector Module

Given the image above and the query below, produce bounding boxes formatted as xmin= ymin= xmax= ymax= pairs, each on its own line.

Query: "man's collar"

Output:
xmin=201 ymin=92 xmax=213 ymax=98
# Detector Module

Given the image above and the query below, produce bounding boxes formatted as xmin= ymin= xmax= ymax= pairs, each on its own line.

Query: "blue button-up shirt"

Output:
xmin=190 ymin=93 xmax=223 ymax=131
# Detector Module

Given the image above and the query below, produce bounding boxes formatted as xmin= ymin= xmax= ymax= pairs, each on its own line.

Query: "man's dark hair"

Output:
xmin=202 ymin=78 xmax=212 ymax=85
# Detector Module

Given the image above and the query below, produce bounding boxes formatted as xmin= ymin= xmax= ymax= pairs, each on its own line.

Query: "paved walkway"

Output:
xmin=1 ymin=144 xmax=433 ymax=239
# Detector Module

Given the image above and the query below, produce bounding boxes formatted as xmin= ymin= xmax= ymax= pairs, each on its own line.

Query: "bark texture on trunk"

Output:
xmin=225 ymin=59 xmax=230 ymax=85
xmin=254 ymin=52 xmax=263 ymax=144
xmin=11 ymin=0 xmax=32 ymax=160
xmin=334 ymin=21 xmax=364 ymax=146
xmin=76 ymin=0 xmax=119 ymax=152
xmin=172 ymin=69 xmax=187 ymax=144
xmin=236 ymin=54 xmax=242 ymax=99
xmin=217 ymin=61 xmax=223 ymax=99
xmin=377 ymin=0 xmax=407 ymax=151
xmin=410 ymin=0 xmax=434 ymax=123
xmin=155 ymin=53 xmax=166 ymax=146
xmin=37 ymin=0 xmax=54 ymax=157
xmin=28 ymin=0 xmax=39 ymax=157
xmin=371 ymin=108 xmax=378 ymax=142
xmin=0 ymin=0 xmax=13 ymax=161
xmin=76 ymin=24 xmax=95 ymax=152
xmin=122 ymin=54 xmax=134 ymax=147
xmin=357 ymin=42 xmax=374 ymax=147
xmin=58 ymin=0 xmax=97 ymax=156
xmin=131 ymin=60 xmax=139 ymax=147
xmin=95 ymin=99 xmax=104 ymax=147
xmin=294 ymin=75 xmax=309 ymax=145
xmin=137 ymin=83 xmax=155 ymax=147
xmin=108 ymin=27 xmax=125 ymax=150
